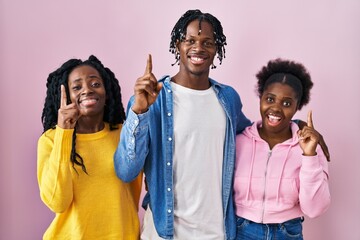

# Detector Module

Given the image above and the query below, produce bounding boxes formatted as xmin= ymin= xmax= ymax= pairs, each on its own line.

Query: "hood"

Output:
xmin=243 ymin=120 xmax=300 ymax=145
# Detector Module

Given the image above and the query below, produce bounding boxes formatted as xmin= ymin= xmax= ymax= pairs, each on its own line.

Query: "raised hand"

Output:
xmin=57 ymin=85 xmax=81 ymax=129
xmin=298 ymin=111 xmax=322 ymax=157
xmin=132 ymin=54 xmax=163 ymax=114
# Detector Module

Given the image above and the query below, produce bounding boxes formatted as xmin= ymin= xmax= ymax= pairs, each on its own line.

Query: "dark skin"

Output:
xmin=132 ymin=20 xmax=216 ymax=114
xmin=172 ymin=20 xmax=217 ymax=90
xmin=57 ymin=65 xmax=106 ymax=133
xmin=298 ymin=120 xmax=330 ymax=161
xmin=131 ymin=19 xmax=331 ymax=161
xmin=259 ymin=82 xmax=320 ymax=157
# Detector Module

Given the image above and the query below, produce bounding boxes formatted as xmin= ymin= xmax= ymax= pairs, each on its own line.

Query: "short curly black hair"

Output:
xmin=41 ymin=55 xmax=126 ymax=173
xmin=256 ymin=58 xmax=313 ymax=110
xmin=169 ymin=9 xmax=227 ymax=69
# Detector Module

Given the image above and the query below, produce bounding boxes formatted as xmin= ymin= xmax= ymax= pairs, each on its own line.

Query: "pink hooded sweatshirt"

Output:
xmin=234 ymin=121 xmax=330 ymax=224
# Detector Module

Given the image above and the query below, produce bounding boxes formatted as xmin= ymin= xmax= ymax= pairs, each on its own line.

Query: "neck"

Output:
xmin=172 ymin=72 xmax=210 ymax=90
xmin=76 ymin=117 xmax=105 ymax=133
xmin=258 ymin=125 xmax=292 ymax=149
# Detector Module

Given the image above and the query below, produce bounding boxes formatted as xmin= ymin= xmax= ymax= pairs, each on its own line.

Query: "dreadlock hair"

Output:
xmin=41 ymin=55 xmax=126 ymax=173
xmin=169 ymin=9 xmax=227 ymax=69
xmin=256 ymin=58 xmax=313 ymax=111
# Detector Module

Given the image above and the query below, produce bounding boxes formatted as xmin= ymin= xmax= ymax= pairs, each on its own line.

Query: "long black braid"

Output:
xmin=41 ymin=55 xmax=126 ymax=173
xmin=169 ymin=9 xmax=227 ymax=69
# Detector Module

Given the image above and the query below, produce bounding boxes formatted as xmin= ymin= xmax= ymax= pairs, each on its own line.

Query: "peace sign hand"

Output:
xmin=57 ymin=85 xmax=81 ymax=129
xmin=132 ymin=54 xmax=163 ymax=114
xmin=297 ymin=111 xmax=321 ymax=157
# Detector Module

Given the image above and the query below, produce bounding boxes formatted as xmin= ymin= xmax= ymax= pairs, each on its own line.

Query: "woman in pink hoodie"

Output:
xmin=234 ymin=59 xmax=330 ymax=240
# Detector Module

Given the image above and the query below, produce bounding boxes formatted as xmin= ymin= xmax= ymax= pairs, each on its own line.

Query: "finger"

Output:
xmin=145 ymin=54 xmax=152 ymax=74
xmin=60 ymin=85 xmax=68 ymax=108
xmin=135 ymin=80 xmax=157 ymax=96
xmin=307 ymin=110 xmax=314 ymax=128
xmin=156 ymin=82 xmax=163 ymax=93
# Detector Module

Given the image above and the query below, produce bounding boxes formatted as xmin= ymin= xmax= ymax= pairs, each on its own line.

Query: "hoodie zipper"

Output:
xmin=261 ymin=150 xmax=272 ymax=223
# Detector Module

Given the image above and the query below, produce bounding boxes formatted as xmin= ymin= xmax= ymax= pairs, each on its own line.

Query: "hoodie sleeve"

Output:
xmin=299 ymin=145 xmax=331 ymax=218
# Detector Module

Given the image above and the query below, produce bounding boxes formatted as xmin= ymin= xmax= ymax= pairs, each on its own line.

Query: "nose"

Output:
xmin=192 ymin=41 xmax=205 ymax=52
xmin=271 ymin=100 xmax=283 ymax=110
xmin=81 ymin=84 xmax=94 ymax=95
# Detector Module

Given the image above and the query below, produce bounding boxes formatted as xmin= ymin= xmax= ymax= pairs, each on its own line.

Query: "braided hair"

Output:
xmin=169 ymin=9 xmax=227 ymax=69
xmin=256 ymin=58 xmax=313 ymax=110
xmin=41 ymin=55 xmax=126 ymax=173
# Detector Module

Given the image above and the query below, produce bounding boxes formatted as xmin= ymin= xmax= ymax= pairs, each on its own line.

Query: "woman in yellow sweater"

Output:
xmin=37 ymin=55 xmax=142 ymax=239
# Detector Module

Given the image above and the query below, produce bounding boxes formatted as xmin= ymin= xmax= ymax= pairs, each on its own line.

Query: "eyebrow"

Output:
xmin=70 ymin=75 xmax=101 ymax=83
xmin=265 ymin=93 xmax=294 ymax=100
xmin=88 ymin=75 xmax=101 ymax=79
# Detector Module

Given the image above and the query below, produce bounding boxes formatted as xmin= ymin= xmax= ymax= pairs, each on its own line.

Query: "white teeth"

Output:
xmin=82 ymin=99 xmax=97 ymax=103
xmin=191 ymin=57 xmax=204 ymax=62
xmin=268 ymin=114 xmax=281 ymax=122
xmin=269 ymin=115 xmax=280 ymax=120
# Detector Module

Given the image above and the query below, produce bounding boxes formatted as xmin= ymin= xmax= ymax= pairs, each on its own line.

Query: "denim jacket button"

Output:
xmin=167 ymin=209 xmax=172 ymax=213
xmin=168 ymin=137 xmax=172 ymax=141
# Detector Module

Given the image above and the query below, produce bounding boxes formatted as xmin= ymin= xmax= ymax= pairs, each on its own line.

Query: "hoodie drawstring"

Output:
xmin=276 ymin=146 xmax=292 ymax=202
xmin=246 ymin=137 xmax=256 ymax=201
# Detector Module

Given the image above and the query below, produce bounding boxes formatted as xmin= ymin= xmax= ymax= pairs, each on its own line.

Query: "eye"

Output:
xmin=184 ymin=39 xmax=195 ymax=45
xmin=91 ymin=81 xmax=102 ymax=88
xmin=266 ymin=97 xmax=274 ymax=103
xmin=283 ymin=101 xmax=292 ymax=107
xmin=203 ymin=41 xmax=215 ymax=47
xmin=72 ymin=85 xmax=81 ymax=91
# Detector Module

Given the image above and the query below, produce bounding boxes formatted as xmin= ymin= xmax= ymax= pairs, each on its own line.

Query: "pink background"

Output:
xmin=1 ymin=1 xmax=359 ymax=239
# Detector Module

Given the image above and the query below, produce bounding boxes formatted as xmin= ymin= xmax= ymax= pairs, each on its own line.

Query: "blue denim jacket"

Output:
xmin=114 ymin=76 xmax=251 ymax=239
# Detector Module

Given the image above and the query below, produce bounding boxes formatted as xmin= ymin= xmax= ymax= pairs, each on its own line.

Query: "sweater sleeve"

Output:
xmin=129 ymin=171 xmax=143 ymax=211
xmin=299 ymin=145 xmax=331 ymax=218
xmin=37 ymin=127 xmax=74 ymax=213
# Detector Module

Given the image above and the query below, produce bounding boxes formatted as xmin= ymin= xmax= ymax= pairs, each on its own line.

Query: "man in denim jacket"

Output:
xmin=114 ymin=9 xmax=251 ymax=239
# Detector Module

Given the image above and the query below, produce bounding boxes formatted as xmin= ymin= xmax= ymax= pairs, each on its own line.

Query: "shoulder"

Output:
xmin=158 ymin=75 xmax=170 ymax=83
xmin=210 ymin=78 xmax=240 ymax=99
xmin=38 ymin=128 xmax=56 ymax=142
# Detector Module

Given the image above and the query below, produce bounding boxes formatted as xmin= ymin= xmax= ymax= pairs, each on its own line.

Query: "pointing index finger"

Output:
xmin=145 ymin=54 xmax=152 ymax=74
xmin=307 ymin=110 xmax=314 ymax=128
xmin=60 ymin=85 xmax=68 ymax=108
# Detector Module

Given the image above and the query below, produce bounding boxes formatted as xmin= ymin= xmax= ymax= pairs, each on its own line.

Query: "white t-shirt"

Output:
xmin=141 ymin=81 xmax=226 ymax=240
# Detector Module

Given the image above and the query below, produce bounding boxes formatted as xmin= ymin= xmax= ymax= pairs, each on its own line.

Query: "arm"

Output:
xmin=37 ymin=86 xmax=81 ymax=213
xmin=37 ymin=128 xmax=74 ymax=213
xmin=114 ymin=54 xmax=161 ymax=182
xmin=298 ymin=111 xmax=330 ymax=217
xmin=236 ymin=94 xmax=252 ymax=134
xmin=296 ymin=120 xmax=330 ymax=162
xmin=114 ymin=103 xmax=150 ymax=182
xmin=129 ymin=171 xmax=143 ymax=211
xmin=299 ymin=147 xmax=331 ymax=218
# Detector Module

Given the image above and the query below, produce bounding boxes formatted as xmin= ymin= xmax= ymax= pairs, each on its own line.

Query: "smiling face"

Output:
xmin=260 ymin=82 xmax=299 ymax=135
xmin=67 ymin=65 xmax=106 ymax=118
xmin=176 ymin=19 xmax=217 ymax=77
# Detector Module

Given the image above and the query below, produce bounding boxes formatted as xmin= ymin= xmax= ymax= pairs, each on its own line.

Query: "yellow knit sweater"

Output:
xmin=37 ymin=124 xmax=142 ymax=240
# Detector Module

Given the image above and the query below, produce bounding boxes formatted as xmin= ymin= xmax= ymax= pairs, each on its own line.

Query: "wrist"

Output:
xmin=302 ymin=151 xmax=317 ymax=156
xmin=132 ymin=106 xmax=148 ymax=114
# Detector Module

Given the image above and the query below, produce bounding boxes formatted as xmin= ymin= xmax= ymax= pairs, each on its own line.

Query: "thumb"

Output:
xmin=156 ymin=82 xmax=163 ymax=93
